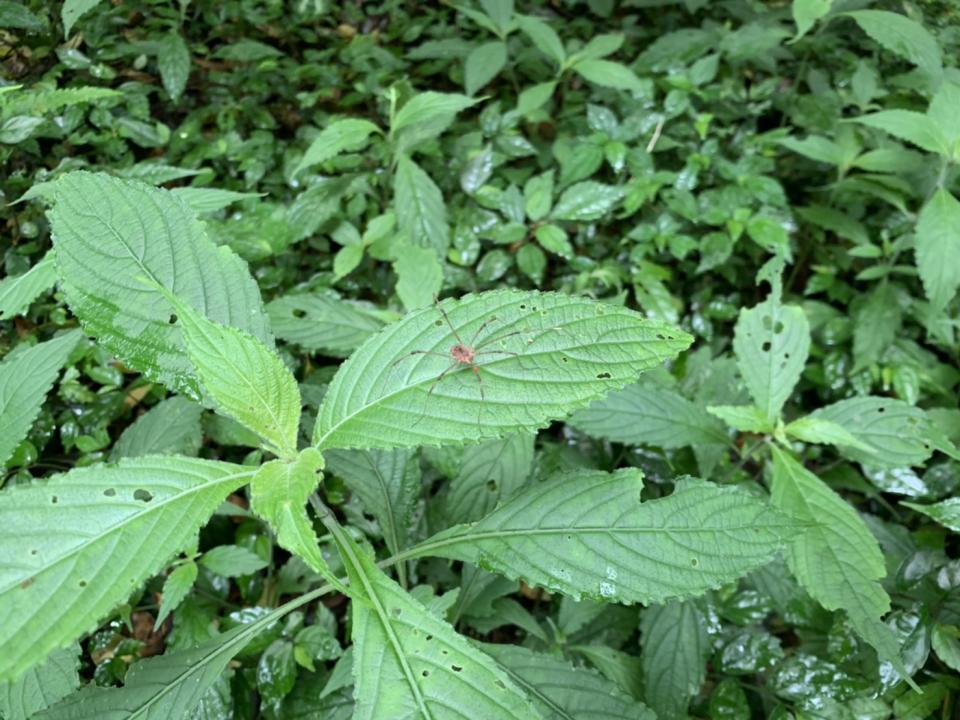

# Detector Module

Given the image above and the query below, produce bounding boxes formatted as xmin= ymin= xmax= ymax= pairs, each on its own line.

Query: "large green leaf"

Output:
xmin=266 ymin=292 xmax=389 ymax=358
xmin=570 ymin=382 xmax=728 ymax=450
xmin=444 ymin=433 xmax=534 ymax=525
xmin=0 ymin=456 xmax=255 ymax=681
xmin=854 ymin=111 xmax=949 ymax=155
xmin=330 ymin=527 xmax=540 ymax=719
xmin=915 ymin=189 xmax=960 ymax=312
xmin=408 ymin=470 xmax=794 ymax=604
xmin=313 ymin=290 xmax=691 ymax=450
xmin=160 ymin=289 xmax=300 ymax=458
xmin=846 ymin=10 xmax=942 ymax=82
xmin=393 ymin=155 xmax=450 ymax=255
xmin=482 ymin=644 xmax=655 ymax=720
xmin=770 ymin=448 xmax=910 ymax=682
xmin=640 ymin=600 xmax=709 ymax=720
xmin=0 ymin=330 xmax=81 ymax=468
xmin=45 ymin=172 xmax=272 ymax=398
xmin=733 ymin=285 xmax=810 ymax=424
xmin=0 ymin=645 xmax=79 ymax=720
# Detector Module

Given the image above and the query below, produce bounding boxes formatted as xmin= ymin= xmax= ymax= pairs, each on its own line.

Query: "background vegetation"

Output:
xmin=1 ymin=0 xmax=960 ymax=718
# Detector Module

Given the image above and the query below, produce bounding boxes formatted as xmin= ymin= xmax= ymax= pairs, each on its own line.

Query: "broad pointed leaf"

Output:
xmin=313 ymin=290 xmax=691 ymax=450
xmin=0 ymin=331 xmax=81 ymax=467
xmin=409 ymin=470 xmax=795 ymax=604
xmin=331 ymin=529 xmax=540 ymax=719
xmin=640 ymin=600 xmax=709 ymax=719
xmin=0 ymin=645 xmax=79 ymax=720
xmin=915 ymin=189 xmax=960 ymax=312
xmin=45 ymin=172 xmax=272 ymax=398
xmin=393 ymin=155 xmax=450 ymax=255
xmin=0 ymin=251 xmax=56 ymax=320
xmin=111 ymin=396 xmax=203 ymax=460
xmin=0 ymin=456 xmax=255 ymax=681
xmin=293 ymin=119 xmax=380 ymax=177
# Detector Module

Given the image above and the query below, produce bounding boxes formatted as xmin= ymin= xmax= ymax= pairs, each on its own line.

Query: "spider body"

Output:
xmin=450 ymin=343 xmax=477 ymax=366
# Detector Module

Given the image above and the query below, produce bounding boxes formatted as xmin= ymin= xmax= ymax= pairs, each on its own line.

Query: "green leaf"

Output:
xmin=292 ymin=119 xmax=380 ymax=177
xmin=482 ymin=643 xmax=655 ymax=720
xmin=465 ymin=41 xmax=507 ymax=96
xmin=572 ymin=33 xmax=625 ymax=62
xmin=902 ymin=498 xmax=960 ymax=532
xmin=392 ymin=92 xmax=479 ymax=152
xmin=312 ymin=289 xmax=691 ymax=450
xmin=154 ymin=561 xmax=197 ymax=629
xmin=640 ymin=600 xmax=709 ymax=720
xmin=267 ymin=292 xmax=388 ymax=358
xmin=792 ymin=0 xmax=832 ymax=40
xmin=571 ymin=382 xmax=728 ymax=449
xmin=330 ymin=528 xmax=540 ymax=719
xmin=0 ymin=645 xmax=79 ymax=720
xmin=551 ymin=181 xmax=624 ymax=222
xmin=783 ymin=416 xmax=875 ymax=452
xmin=409 ymin=470 xmax=794 ymax=604
xmin=0 ymin=251 xmax=56 ymax=320
xmin=852 ymin=282 xmax=900 ymax=371
xmin=853 ymin=110 xmax=949 ymax=155
xmin=516 ymin=81 xmax=557 ymax=116
xmin=444 ymin=433 xmax=534 ymax=525
xmin=808 ymin=396 xmax=933 ymax=468
xmin=931 ymin=625 xmax=960 ymax=672
xmin=928 ymin=81 xmax=960 ymax=151
xmin=733 ymin=286 xmax=810 ymax=425
xmin=516 ymin=15 xmax=565 ymax=66
xmin=778 ymin=135 xmax=845 ymax=165
xmin=706 ymin=405 xmax=773 ymax=434
xmin=523 ymin=170 xmax=554 ymax=222
xmin=325 ymin=448 xmax=420 ymax=558
xmin=45 ymin=172 xmax=272 ymax=398
xmin=393 ymin=243 xmax=444 ymax=311
xmin=915 ymin=189 xmax=960 ymax=312
xmin=846 ymin=10 xmax=942 ymax=83
xmin=0 ymin=456 xmax=254 ymax=681
xmin=199 ymin=545 xmax=270 ymax=577
xmin=111 ymin=396 xmax=203 ymax=460
xmin=250 ymin=449 xmax=340 ymax=588
xmin=258 ymin=640 xmax=297 ymax=709
xmin=478 ymin=0 xmax=513 ymax=31
xmin=169 ymin=187 xmax=263 ymax=214
xmin=158 ymin=289 xmax=300 ymax=458
xmin=770 ymin=448 xmax=910 ymax=682
xmin=394 ymin=155 xmax=450 ymax=255
xmin=572 ymin=60 xmax=645 ymax=93
xmin=0 ymin=331 xmax=81 ymax=468
xmin=156 ymin=33 xmax=190 ymax=102
xmin=61 ymin=0 xmax=102 ymax=36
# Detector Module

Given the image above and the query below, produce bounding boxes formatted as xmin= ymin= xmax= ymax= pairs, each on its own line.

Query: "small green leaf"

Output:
xmin=784 ymin=416 xmax=875 ymax=452
xmin=62 ymin=0 xmax=102 ymax=36
xmin=846 ymin=10 xmax=942 ymax=83
xmin=572 ymin=60 xmax=644 ymax=92
xmin=200 ymin=545 xmax=269 ymax=577
xmin=931 ymin=625 xmax=960 ymax=672
xmin=313 ymin=289 xmax=691 ymax=450
xmin=155 ymin=561 xmax=198 ymax=629
xmin=330 ymin=528 xmax=540 ymax=719
xmin=394 ymin=154 xmax=450 ymax=255
xmin=534 ymin=224 xmax=572 ymax=258
xmin=792 ymin=0 xmax=832 ymax=40
xmin=111 ymin=397 xmax=203 ymax=460
xmin=392 ymin=92 xmax=478 ymax=152
xmin=0 ymin=252 xmax=56 ymax=320
xmin=551 ymin=181 xmax=624 ymax=222
xmin=410 ymin=470 xmax=795 ymax=604
xmin=257 ymin=640 xmax=297 ymax=709
xmin=0 ymin=331 xmax=81 ymax=468
xmin=293 ymin=119 xmax=380 ymax=177
xmin=156 ymin=33 xmax=190 ymax=102
xmin=902 ymin=498 xmax=960 ymax=533
xmin=250 ymin=449 xmax=340 ymax=589
xmin=465 ymin=41 xmax=507 ymax=95
xmin=706 ymin=405 xmax=773 ymax=434
xmin=333 ymin=244 xmax=364 ymax=280
xmin=778 ymin=135 xmax=845 ymax=165
xmin=915 ymin=189 xmax=960 ymax=312
xmin=516 ymin=15 xmax=565 ymax=66
xmin=523 ymin=170 xmax=554 ymax=222
xmin=169 ymin=187 xmax=263 ymax=214
xmin=159 ymin=289 xmax=301 ymax=459
xmin=516 ymin=81 xmax=557 ymax=116
xmin=0 ymin=457 xmax=254 ymax=681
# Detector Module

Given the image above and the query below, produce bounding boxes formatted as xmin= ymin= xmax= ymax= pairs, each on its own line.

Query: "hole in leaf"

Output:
xmin=560 ymin=356 xmax=568 ymax=363
xmin=495 ymin=680 xmax=507 ymax=690
xmin=292 ymin=308 xmax=306 ymax=318
xmin=51 ymin=496 xmax=58 ymax=504
xmin=761 ymin=341 xmax=771 ymax=352
xmin=103 ymin=488 xmax=116 ymax=497
xmin=656 ymin=334 xmax=664 ymax=340
xmin=78 ymin=580 xmax=87 ymax=588
xmin=30 ymin=549 xmax=38 ymax=555
xmin=425 ymin=634 xmax=433 ymax=641
xmin=133 ymin=489 xmax=153 ymax=502
xmin=168 ymin=314 xmax=177 ymax=325
xmin=596 ymin=372 xmax=611 ymax=379
xmin=877 ymin=407 xmax=886 ymax=413
xmin=690 ymin=558 xmax=699 ymax=567
xmin=434 ymin=320 xmax=443 ymax=326
xmin=421 ymin=670 xmax=430 ymax=678
xmin=391 ymin=608 xmax=401 ymax=617
xmin=451 ymin=665 xmax=463 ymax=672
xmin=486 ymin=480 xmax=497 ymax=492
xmin=519 ymin=304 xmax=526 ymax=310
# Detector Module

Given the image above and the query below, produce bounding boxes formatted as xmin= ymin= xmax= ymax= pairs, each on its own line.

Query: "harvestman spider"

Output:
xmin=391 ymin=300 xmax=536 ymax=427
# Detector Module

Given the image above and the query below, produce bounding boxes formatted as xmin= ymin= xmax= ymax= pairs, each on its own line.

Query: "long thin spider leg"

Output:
xmin=390 ymin=349 xmax=450 ymax=369
xmin=467 ymin=315 xmax=500 ymax=347
xmin=473 ymin=366 xmax=485 ymax=432
xmin=435 ymin=300 xmax=464 ymax=346
xmin=475 ymin=350 xmax=518 ymax=357
xmin=411 ymin=361 xmax=461 ymax=429
xmin=474 ymin=328 xmax=531 ymax=351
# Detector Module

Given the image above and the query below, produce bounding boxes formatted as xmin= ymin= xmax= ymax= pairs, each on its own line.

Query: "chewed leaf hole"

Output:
xmin=761 ymin=341 xmax=771 ymax=352
xmin=421 ymin=670 xmax=430 ymax=677
xmin=103 ymin=488 xmax=116 ymax=497
xmin=168 ymin=314 xmax=177 ymax=325
xmin=78 ymin=579 xmax=87 ymax=587
xmin=292 ymin=308 xmax=306 ymax=318
xmin=133 ymin=489 xmax=153 ymax=502
xmin=51 ymin=496 xmax=58 ymax=504
xmin=486 ymin=479 xmax=497 ymax=491
xmin=596 ymin=372 xmax=611 ymax=379
xmin=451 ymin=665 xmax=463 ymax=672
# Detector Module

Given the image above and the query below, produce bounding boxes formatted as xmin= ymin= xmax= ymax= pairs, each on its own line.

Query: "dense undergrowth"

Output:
xmin=1 ymin=1 xmax=960 ymax=718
